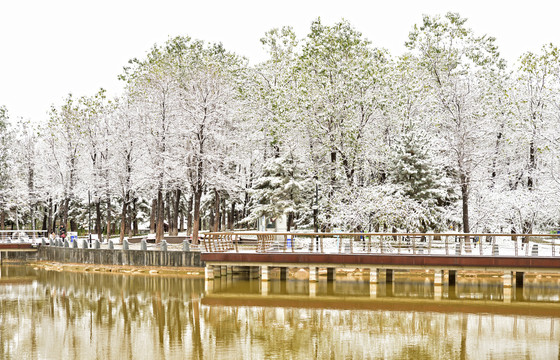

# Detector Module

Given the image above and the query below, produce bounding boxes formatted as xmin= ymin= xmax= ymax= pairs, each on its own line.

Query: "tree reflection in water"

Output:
xmin=2 ymin=265 xmax=560 ymax=359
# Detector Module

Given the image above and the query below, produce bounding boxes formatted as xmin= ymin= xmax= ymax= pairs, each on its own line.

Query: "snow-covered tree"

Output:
xmin=0 ymin=106 xmax=12 ymax=230
xmin=406 ymin=12 xmax=506 ymax=234
xmin=390 ymin=128 xmax=455 ymax=228
xmin=294 ymin=19 xmax=389 ymax=230
xmin=45 ymin=95 xmax=83 ymax=230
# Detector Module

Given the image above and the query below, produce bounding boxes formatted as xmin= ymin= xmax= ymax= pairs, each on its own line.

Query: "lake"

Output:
xmin=1 ymin=265 xmax=560 ymax=359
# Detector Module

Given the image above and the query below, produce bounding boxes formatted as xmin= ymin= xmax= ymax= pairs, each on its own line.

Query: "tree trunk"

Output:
xmin=171 ymin=189 xmax=181 ymax=236
xmin=106 ymin=197 xmax=112 ymax=240
xmin=61 ymin=197 xmax=70 ymax=230
xmin=490 ymin=124 xmax=504 ymax=188
xmin=52 ymin=203 xmax=58 ymax=233
xmin=120 ymin=192 xmax=128 ymax=243
xmin=229 ymin=202 xmax=235 ymax=230
xmin=461 ymin=178 xmax=469 ymax=234
xmin=132 ymin=198 xmax=138 ymax=236
xmin=460 ymin=171 xmax=470 ymax=251
xmin=192 ymin=189 xmax=202 ymax=245
xmin=0 ymin=210 xmax=4 ymax=230
xmin=95 ymin=200 xmax=102 ymax=242
xmin=221 ymin=199 xmax=227 ymax=230
xmin=127 ymin=200 xmax=132 ymax=238
xmin=165 ymin=191 xmax=172 ymax=236
xmin=186 ymin=194 xmax=193 ymax=236
xmin=242 ymin=191 xmax=248 ymax=228
xmin=213 ymin=189 xmax=220 ymax=232
xmin=42 ymin=210 xmax=47 ymax=231
xmin=70 ymin=219 xmax=78 ymax=232
xmin=179 ymin=209 xmax=184 ymax=233
xmin=287 ymin=212 xmax=293 ymax=232
xmin=313 ymin=177 xmax=319 ymax=232
xmin=150 ymin=198 xmax=157 ymax=234
xmin=47 ymin=198 xmax=53 ymax=234
xmin=156 ymin=189 xmax=165 ymax=243
xmin=528 ymin=139 xmax=535 ymax=190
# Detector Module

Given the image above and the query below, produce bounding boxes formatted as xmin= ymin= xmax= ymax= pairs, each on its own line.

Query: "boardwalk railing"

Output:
xmin=0 ymin=230 xmax=47 ymax=243
xmin=202 ymin=232 xmax=560 ymax=257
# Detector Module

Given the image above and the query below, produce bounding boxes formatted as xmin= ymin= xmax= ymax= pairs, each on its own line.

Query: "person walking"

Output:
xmin=59 ymin=225 xmax=66 ymax=241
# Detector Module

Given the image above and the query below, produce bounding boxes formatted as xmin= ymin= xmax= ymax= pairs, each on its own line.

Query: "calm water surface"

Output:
xmin=2 ymin=265 xmax=560 ymax=359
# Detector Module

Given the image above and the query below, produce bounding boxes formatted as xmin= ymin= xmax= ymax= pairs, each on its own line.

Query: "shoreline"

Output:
xmin=6 ymin=259 xmax=559 ymax=281
xmin=27 ymin=260 xmax=205 ymax=277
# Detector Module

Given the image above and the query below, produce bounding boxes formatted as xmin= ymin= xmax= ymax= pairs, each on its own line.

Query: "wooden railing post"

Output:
xmin=291 ymin=234 xmax=295 ymax=253
xmin=428 ymin=235 xmax=433 ymax=255
xmin=199 ymin=232 xmax=555 ymax=259
xmin=202 ymin=234 xmax=209 ymax=252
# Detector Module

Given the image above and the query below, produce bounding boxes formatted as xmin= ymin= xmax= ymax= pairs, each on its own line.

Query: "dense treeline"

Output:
xmin=1 ymin=13 xmax=559 ymax=242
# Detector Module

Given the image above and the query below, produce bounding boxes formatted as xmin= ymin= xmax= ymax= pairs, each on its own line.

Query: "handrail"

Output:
xmin=0 ymin=230 xmax=48 ymax=242
xmin=201 ymin=232 xmax=560 ymax=237
xmin=200 ymin=231 xmax=560 ymax=256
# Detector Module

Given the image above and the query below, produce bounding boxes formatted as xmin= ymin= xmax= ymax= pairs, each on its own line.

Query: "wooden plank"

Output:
xmin=201 ymin=252 xmax=560 ymax=270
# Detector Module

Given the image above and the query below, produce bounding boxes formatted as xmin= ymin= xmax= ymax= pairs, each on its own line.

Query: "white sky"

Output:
xmin=1 ymin=0 xmax=559 ymax=123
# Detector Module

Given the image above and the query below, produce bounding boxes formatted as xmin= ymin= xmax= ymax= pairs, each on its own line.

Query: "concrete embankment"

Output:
xmin=2 ymin=246 xmax=203 ymax=268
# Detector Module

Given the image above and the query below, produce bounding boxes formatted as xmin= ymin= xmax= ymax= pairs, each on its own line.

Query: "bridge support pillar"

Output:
xmin=261 ymin=281 xmax=269 ymax=295
xmin=503 ymin=271 xmax=513 ymax=288
xmin=515 ymin=271 xmax=524 ymax=288
xmin=448 ymin=270 xmax=457 ymax=286
xmin=434 ymin=285 xmax=442 ymax=300
xmin=447 ymin=270 xmax=457 ymax=299
xmin=369 ymin=268 xmax=379 ymax=284
xmin=226 ymin=266 xmax=232 ymax=275
xmin=309 ymin=267 xmax=318 ymax=282
xmin=205 ymin=265 xmax=215 ymax=280
xmin=250 ymin=266 xmax=260 ymax=279
xmin=386 ymin=269 xmax=393 ymax=283
xmin=261 ymin=266 xmax=270 ymax=281
xmin=309 ymin=282 xmax=317 ymax=297
xmin=370 ymin=283 xmax=377 ymax=298
xmin=434 ymin=270 xmax=443 ymax=286
xmin=221 ymin=266 xmax=227 ymax=276
xmin=205 ymin=279 xmax=214 ymax=293
xmin=504 ymin=287 xmax=512 ymax=303
xmin=280 ymin=267 xmax=288 ymax=280
xmin=327 ymin=268 xmax=335 ymax=282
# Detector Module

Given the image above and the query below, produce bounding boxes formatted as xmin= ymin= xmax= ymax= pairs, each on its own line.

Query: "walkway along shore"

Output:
xmin=1 ymin=243 xmax=204 ymax=268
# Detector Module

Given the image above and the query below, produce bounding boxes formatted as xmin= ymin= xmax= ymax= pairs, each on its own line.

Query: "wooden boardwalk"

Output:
xmin=200 ymin=232 xmax=560 ymax=295
xmin=202 ymin=252 xmax=560 ymax=271
xmin=0 ymin=243 xmax=37 ymax=264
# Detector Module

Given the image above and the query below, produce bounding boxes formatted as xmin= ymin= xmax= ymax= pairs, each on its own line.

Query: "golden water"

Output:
xmin=1 ymin=265 xmax=560 ymax=359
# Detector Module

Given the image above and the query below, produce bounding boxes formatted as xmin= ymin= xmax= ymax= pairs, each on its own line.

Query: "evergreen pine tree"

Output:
xmin=390 ymin=129 xmax=454 ymax=230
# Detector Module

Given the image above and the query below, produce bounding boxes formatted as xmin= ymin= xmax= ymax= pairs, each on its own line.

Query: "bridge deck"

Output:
xmin=0 ymin=243 xmax=36 ymax=251
xmin=201 ymin=252 xmax=560 ymax=272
